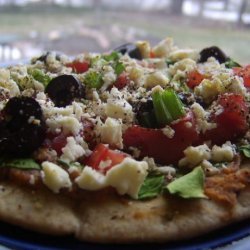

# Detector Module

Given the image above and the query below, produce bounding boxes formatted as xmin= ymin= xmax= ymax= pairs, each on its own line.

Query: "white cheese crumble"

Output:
xmin=143 ymin=71 xmax=169 ymax=88
xmin=100 ymin=117 xmax=123 ymax=149
xmin=211 ymin=141 xmax=235 ymax=162
xmin=76 ymin=157 xmax=148 ymax=199
xmin=46 ymin=116 xmax=81 ymax=135
xmin=179 ymin=144 xmax=211 ymax=168
xmin=105 ymin=88 xmax=134 ymax=122
xmin=179 ymin=142 xmax=236 ymax=168
xmin=168 ymin=49 xmax=199 ymax=62
xmin=191 ymin=102 xmax=217 ymax=133
xmin=60 ymin=136 xmax=86 ymax=162
xmin=0 ymin=68 xmax=20 ymax=96
xmin=152 ymin=37 xmax=177 ymax=58
xmin=41 ymin=161 xmax=72 ymax=193
xmin=161 ymin=125 xmax=175 ymax=138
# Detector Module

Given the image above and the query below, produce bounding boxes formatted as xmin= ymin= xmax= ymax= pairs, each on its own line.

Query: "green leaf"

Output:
xmin=102 ymin=51 xmax=120 ymax=62
xmin=114 ymin=62 xmax=125 ymax=76
xmin=57 ymin=159 xmax=84 ymax=169
xmin=152 ymin=90 xmax=172 ymax=126
xmin=165 ymin=166 xmax=206 ymax=199
xmin=239 ymin=145 xmax=250 ymax=158
xmin=138 ymin=175 xmax=165 ymax=200
xmin=29 ymin=68 xmax=51 ymax=87
xmin=152 ymin=89 xmax=185 ymax=126
xmin=0 ymin=158 xmax=41 ymax=170
xmin=161 ymin=89 xmax=185 ymax=120
xmin=84 ymin=71 xmax=103 ymax=89
xmin=225 ymin=58 xmax=241 ymax=69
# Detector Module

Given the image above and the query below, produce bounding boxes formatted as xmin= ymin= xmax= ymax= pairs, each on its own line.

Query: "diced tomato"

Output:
xmin=85 ymin=144 xmax=127 ymax=174
xmin=66 ymin=61 xmax=89 ymax=74
xmin=123 ymin=112 xmax=199 ymax=165
xmin=186 ymin=70 xmax=205 ymax=89
xmin=233 ymin=65 xmax=250 ymax=88
xmin=44 ymin=132 xmax=70 ymax=155
xmin=203 ymin=93 xmax=248 ymax=144
xmin=150 ymin=50 xmax=155 ymax=58
xmin=113 ymin=72 xmax=129 ymax=89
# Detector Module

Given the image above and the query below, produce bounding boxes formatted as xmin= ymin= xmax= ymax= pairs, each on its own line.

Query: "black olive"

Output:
xmin=114 ymin=43 xmax=142 ymax=60
xmin=178 ymin=93 xmax=196 ymax=106
xmin=199 ymin=46 xmax=228 ymax=63
xmin=45 ymin=74 xmax=85 ymax=107
xmin=134 ymin=99 xmax=158 ymax=128
xmin=4 ymin=96 xmax=43 ymax=129
xmin=0 ymin=97 xmax=46 ymax=156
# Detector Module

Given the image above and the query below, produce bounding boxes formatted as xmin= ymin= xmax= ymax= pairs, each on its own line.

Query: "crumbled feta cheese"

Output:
xmin=194 ymin=78 xmax=224 ymax=103
xmin=60 ymin=137 xmax=85 ymax=162
xmin=100 ymin=65 xmax=116 ymax=91
xmin=76 ymin=166 xmax=107 ymax=190
xmin=191 ymin=102 xmax=217 ymax=133
xmin=169 ymin=49 xmax=199 ymax=62
xmin=106 ymin=158 xmax=148 ymax=198
xmin=46 ymin=116 xmax=81 ymax=135
xmin=201 ymin=159 xmax=220 ymax=176
xmin=100 ymin=117 xmax=123 ymax=149
xmin=76 ymin=158 xmax=148 ymax=199
xmin=0 ymin=68 xmax=20 ymax=96
xmin=211 ymin=142 xmax=235 ymax=162
xmin=143 ymin=71 xmax=169 ymax=88
xmin=179 ymin=144 xmax=211 ymax=168
xmin=41 ymin=161 xmax=72 ymax=193
xmin=161 ymin=125 xmax=175 ymax=138
xmin=169 ymin=58 xmax=196 ymax=76
xmin=105 ymin=88 xmax=134 ymax=122
xmin=152 ymin=37 xmax=176 ymax=58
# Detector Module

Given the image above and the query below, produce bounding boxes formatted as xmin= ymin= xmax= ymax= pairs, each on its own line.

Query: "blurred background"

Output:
xmin=0 ymin=0 xmax=250 ymax=64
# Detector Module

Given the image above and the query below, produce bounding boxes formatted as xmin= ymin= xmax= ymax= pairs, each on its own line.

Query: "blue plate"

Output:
xmin=0 ymin=220 xmax=250 ymax=250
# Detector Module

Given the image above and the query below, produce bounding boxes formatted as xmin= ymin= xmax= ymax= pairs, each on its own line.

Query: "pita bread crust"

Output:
xmin=0 ymin=181 xmax=250 ymax=243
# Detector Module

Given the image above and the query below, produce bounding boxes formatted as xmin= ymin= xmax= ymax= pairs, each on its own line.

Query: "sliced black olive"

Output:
xmin=178 ymin=93 xmax=196 ymax=106
xmin=134 ymin=99 xmax=158 ymax=128
xmin=0 ymin=97 xmax=46 ymax=156
xmin=199 ymin=46 xmax=228 ymax=63
xmin=45 ymin=74 xmax=85 ymax=107
xmin=114 ymin=43 xmax=142 ymax=60
xmin=4 ymin=96 xmax=43 ymax=128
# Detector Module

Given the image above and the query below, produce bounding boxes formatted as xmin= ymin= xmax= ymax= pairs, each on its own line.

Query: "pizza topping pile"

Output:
xmin=0 ymin=37 xmax=250 ymax=204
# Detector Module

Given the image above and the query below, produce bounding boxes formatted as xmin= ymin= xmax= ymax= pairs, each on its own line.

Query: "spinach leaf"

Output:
xmin=138 ymin=175 xmax=165 ymax=200
xmin=165 ymin=166 xmax=206 ymax=199
xmin=0 ymin=158 xmax=41 ymax=170
xmin=225 ymin=59 xmax=241 ymax=69
xmin=239 ymin=145 xmax=250 ymax=158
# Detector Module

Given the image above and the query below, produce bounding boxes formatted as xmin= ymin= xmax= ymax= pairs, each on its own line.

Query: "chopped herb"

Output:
xmin=114 ymin=62 xmax=125 ymax=76
xmin=29 ymin=68 xmax=51 ymax=87
xmin=84 ymin=71 xmax=103 ymax=89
